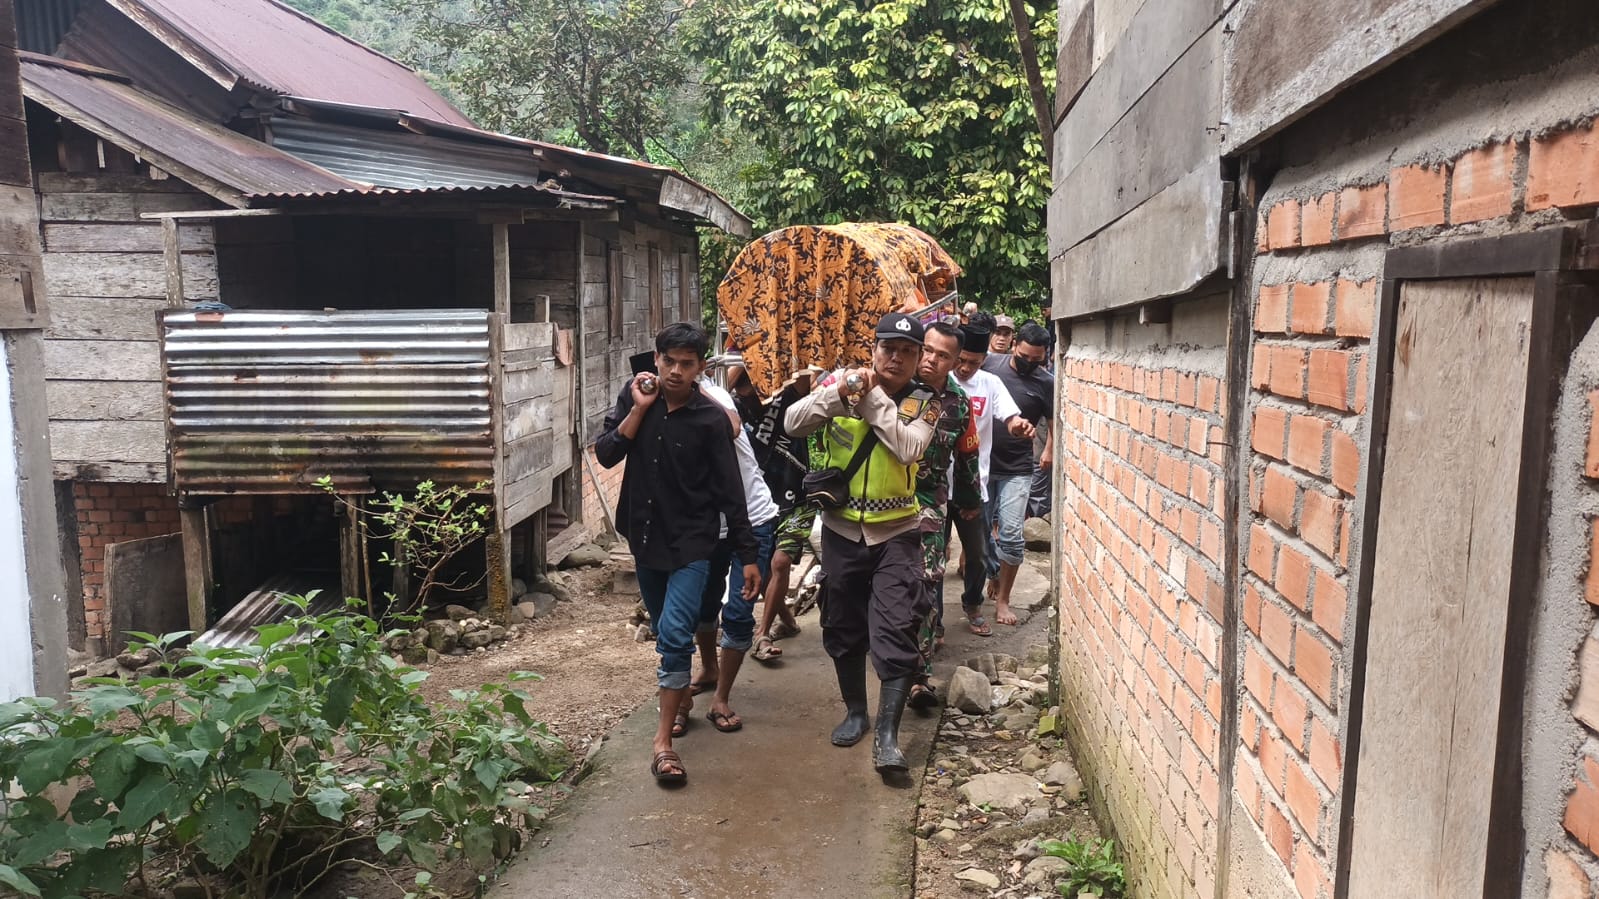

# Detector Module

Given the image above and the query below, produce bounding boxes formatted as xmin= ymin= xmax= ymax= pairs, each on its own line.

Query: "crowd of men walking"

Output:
xmin=595 ymin=308 xmax=1054 ymax=785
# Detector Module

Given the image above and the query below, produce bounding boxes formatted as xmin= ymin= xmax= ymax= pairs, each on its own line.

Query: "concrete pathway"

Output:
xmin=492 ymin=550 xmax=1053 ymax=898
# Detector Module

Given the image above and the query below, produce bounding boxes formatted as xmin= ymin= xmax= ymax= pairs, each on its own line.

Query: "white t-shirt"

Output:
xmin=700 ymin=381 xmax=780 ymax=529
xmin=951 ymin=367 xmax=1020 ymax=501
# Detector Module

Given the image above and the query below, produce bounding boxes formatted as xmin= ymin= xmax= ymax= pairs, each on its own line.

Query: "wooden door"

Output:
xmin=1346 ymin=277 xmax=1536 ymax=897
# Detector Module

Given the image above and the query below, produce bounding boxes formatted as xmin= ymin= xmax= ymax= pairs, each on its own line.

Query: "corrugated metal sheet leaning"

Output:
xmin=162 ymin=310 xmax=496 ymax=495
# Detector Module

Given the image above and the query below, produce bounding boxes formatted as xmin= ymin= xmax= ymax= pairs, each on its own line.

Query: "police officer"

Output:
xmin=784 ymin=312 xmax=937 ymax=774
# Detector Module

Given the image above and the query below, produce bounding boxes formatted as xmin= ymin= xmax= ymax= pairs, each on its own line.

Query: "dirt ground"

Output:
xmin=414 ymin=564 xmax=658 ymax=753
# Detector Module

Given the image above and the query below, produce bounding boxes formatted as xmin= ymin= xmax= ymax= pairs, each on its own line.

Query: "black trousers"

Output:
xmin=947 ymin=502 xmax=990 ymax=610
xmin=818 ymin=526 xmax=926 ymax=680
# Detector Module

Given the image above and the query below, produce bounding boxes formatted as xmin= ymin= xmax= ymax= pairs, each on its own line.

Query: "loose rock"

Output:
xmin=1041 ymin=761 xmax=1084 ymax=799
xmin=1018 ymin=749 xmax=1048 ymax=773
xmin=461 ymin=631 xmax=493 ymax=650
xmin=954 ymin=868 xmax=1001 ymax=890
xmin=511 ymin=577 xmax=529 ymax=599
xmin=947 ymin=666 xmax=994 ymax=714
xmin=443 ymin=604 xmax=476 ymax=621
xmin=957 ymin=772 xmax=1041 ymax=812
xmin=559 ymin=543 xmax=609 ymax=569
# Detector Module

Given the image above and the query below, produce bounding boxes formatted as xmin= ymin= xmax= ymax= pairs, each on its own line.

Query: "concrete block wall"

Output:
xmin=69 ymin=481 xmax=180 ymax=642
xmin=1056 ymin=304 xmax=1228 ymax=899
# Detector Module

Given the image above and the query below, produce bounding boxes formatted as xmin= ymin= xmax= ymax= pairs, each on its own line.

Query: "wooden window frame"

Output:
xmin=1337 ymin=221 xmax=1599 ymax=898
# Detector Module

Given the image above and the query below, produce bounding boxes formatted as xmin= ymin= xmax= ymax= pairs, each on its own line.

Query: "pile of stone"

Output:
xmin=914 ymin=643 xmax=1102 ymax=897
xmin=386 ymin=604 xmax=513 ymax=664
xmin=386 ymin=570 xmax=577 ymax=664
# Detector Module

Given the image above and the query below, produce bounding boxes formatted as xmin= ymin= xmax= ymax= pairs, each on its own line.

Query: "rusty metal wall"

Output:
xmin=162 ymin=309 xmax=494 ymax=494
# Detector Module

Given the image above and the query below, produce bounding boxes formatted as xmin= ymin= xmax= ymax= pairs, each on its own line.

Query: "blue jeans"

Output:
xmin=698 ymin=519 xmax=776 ymax=652
xmin=722 ymin=518 xmax=776 ymax=651
xmin=637 ymin=559 xmax=711 ymax=690
xmin=987 ymin=473 xmax=1031 ymax=569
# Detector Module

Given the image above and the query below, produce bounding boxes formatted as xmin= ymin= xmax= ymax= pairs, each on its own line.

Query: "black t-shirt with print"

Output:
xmin=983 ymin=354 xmax=1054 ymax=477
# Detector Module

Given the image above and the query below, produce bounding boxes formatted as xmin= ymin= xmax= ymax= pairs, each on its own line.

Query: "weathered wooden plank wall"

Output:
xmin=37 ymin=168 xmax=220 ymax=482
xmin=576 ymin=217 xmax=698 ymax=440
xmin=496 ymin=319 xmax=573 ymax=528
xmin=1220 ymin=0 xmax=1495 ymax=151
xmin=1049 ymin=0 xmax=1234 ymax=320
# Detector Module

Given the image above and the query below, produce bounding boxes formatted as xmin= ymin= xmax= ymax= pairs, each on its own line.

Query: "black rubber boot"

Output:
xmin=831 ymin=655 xmax=871 ymax=747
xmin=873 ymin=676 xmax=913 ymax=773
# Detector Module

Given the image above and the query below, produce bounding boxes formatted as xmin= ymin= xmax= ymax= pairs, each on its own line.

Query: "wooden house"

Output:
xmin=15 ymin=0 xmax=749 ymax=652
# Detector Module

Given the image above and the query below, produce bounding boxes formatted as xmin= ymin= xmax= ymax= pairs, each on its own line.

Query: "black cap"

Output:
xmin=875 ymin=312 xmax=925 ymax=345
xmin=961 ymin=327 xmax=992 ymax=353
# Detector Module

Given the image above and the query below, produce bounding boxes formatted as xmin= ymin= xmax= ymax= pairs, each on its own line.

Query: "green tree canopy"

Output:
xmin=375 ymin=0 xmax=691 ymax=160
xmin=684 ymin=0 xmax=1056 ymax=306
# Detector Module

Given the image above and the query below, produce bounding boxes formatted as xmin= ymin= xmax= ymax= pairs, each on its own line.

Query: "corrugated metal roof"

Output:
xmin=21 ymin=56 xmax=622 ymax=207
xmin=102 ymin=0 xmax=475 ymax=127
xmin=162 ymin=309 xmax=497 ymax=494
xmin=269 ymin=116 xmax=546 ymax=191
xmin=21 ymin=54 xmax=361 ymax=201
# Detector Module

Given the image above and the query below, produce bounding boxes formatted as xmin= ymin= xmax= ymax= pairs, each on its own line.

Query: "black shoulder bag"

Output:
xmin=802 ymin=429 xmax=880 ymax=510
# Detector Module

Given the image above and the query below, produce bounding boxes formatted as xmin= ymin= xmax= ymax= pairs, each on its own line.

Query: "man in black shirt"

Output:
xmin=981 ymin=322 xmax=1054 ymax=627
xmin=729 ymin=366 xmax=814 ymax=663
xmin=596 ymin=323 xmax=761 ymax=785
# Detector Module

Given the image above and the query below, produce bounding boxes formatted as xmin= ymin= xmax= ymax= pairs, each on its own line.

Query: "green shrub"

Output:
xmin=0 ymin=594 xmax=566 ymax=899
xmin=1039 ymin=836 xmax=1127 ymax=898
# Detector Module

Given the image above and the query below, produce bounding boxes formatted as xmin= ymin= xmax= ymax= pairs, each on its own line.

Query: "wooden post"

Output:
xmin=161 ymin=217 xmax=185 ymax=307
xmin=492 ymin=222 xmax=511 ymax=317
xmin=485 ymin=527 xmax=512 ymax=623
xmin=338 ymin=496 xmax=364 ymax=606
xmin=180 ymin=502 xmax=212 ymax=634
xmin=390 ymin=536 xmax=410 ymax=614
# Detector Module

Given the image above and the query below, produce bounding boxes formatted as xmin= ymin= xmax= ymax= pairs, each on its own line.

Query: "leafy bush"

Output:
xmin=0 ymin=594 xmax=566 ymax=899
xmin=316 ymin=477 xmax=493 ymax=616
xmin=1039 ymin=836 xmax=1127 ymax=898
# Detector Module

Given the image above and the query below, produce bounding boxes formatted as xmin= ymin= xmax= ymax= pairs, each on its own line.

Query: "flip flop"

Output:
xmin=651 ymin=750 xmax=687 ymax=785
xmin=706 ymin=709 xmax=743 ymax=733
xmin=908 ymin=684 xmax=941 ymax=709
xmin=967 ymin=614 xmax=993 ymax=637
xmin=689 ymin=678 xmax=718 ymax=696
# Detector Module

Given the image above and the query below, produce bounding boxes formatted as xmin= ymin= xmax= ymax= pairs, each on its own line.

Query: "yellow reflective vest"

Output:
xmin=818 ymin=386 xmax=935 ymax=524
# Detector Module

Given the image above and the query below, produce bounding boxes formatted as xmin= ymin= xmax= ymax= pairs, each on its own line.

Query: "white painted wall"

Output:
xmin=0 ymin=339 xmax=36 ymax=701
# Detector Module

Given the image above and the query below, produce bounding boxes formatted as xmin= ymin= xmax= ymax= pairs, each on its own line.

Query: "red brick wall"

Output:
xmin=1240 ymin=272 xmax=1371 ymax=899
xmin=1057 ymin=347 xmax=1228 ymax=898
xmin=579 ymin=445 xmax=624 ymax=538
xmin=70 ymin=482 xmax=181 ymax=641
xmin=1247 ymin=117 xmax=1599 ymax=897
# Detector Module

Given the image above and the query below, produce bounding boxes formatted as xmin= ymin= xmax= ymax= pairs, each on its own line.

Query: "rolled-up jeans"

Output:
xmin=719 ymin=517 xmax=776 ymax=651
xmin=637 ymin=559 xmax=711 ymax=690
xmin=987 ymin=473 xmax=1031 ymax=568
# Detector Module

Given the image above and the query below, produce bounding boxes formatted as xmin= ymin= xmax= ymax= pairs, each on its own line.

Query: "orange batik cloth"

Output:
xmin=715 ymin=223 xmax=961 ymax=397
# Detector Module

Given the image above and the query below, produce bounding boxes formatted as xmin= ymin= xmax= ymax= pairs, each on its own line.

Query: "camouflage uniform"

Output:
xmin=913 ymin=375 xmax=983 ymax=674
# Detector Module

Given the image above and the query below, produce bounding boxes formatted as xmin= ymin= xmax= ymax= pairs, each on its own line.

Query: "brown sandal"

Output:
xmin=752 ymin=635 xmax=782 ymax=662
xmin=706 ymin=709 xmax=743 ymax=733
xmin=651 ymin=750 xmax=686 ymax=784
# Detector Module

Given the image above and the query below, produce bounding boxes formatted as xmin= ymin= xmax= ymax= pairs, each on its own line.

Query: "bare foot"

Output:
xmin=994 ymin=602 xmax=1018 ymax=626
